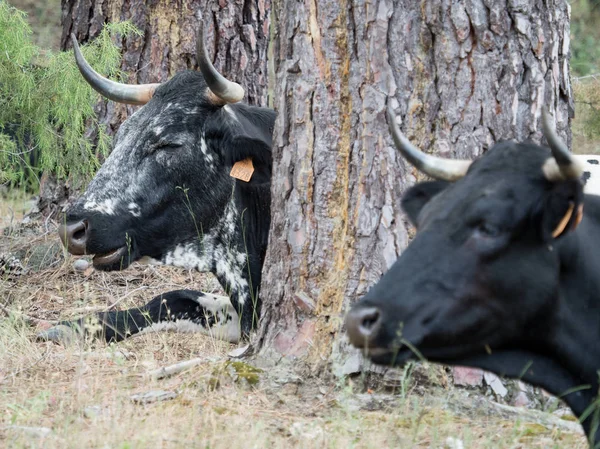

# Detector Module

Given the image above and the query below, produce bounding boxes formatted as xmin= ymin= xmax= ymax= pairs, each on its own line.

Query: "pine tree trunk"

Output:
xmin=38 ymin=0 xmax=270 ymax=212
xmin=257 ymin=0 xmax=572 ymax=375
xmin=61 ymin=0 xmax=270 ymax=112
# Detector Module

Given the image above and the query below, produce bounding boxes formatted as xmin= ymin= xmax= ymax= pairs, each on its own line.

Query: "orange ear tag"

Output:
xmin=552 ymin=203 xmax=574 ymax=238
xmin=230 ymin=158 xmax=254 ymax=182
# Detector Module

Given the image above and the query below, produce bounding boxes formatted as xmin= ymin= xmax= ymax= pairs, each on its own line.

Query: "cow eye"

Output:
xmin=157 ymin=142 xmax=181 ymax=150
xmin=152 ymin=139 xmax=182 ymax=152
xmin=475 ymin=222 xmax=500 ymax=238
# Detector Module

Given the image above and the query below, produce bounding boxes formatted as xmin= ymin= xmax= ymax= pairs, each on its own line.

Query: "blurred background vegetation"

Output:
xmin=1 ymin=0 xmax=600 ymax=194
xmin=0 ymin=0 xmax=137 ymax=192
xmin=571 ymin=0 xmax=600 ymax=153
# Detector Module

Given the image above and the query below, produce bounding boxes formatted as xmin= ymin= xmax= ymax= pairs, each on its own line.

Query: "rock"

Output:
xmin=336 ymin=351 xmax=362 ymax=376
xmin=73 ymin=259 xmax=90 ymax=271
xmin=453 ymin=366 xmax=483 ymax=387
xmin=512 ymin=391 xmax=530 ymax=407
xmin=36 ymin=324 xmax=79 ymax=345
xmin=484 ymin=372 xmax=508 ymax=398
xmin=130 ymin=390 xmax=177 ymax=405
xmin=444 ymin=437 xmax=464 ymax=449
xmin=83 ymin=405 xmax=103 ymax=419
xmin=289 ymin=422 xmax=324 ymax=440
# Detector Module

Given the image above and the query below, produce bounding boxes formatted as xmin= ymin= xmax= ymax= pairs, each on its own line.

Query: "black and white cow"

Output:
xmin=346 ymin=105 xmax=600 ymax=445
xmin=39 ymin=15 xmax=274 ymax=344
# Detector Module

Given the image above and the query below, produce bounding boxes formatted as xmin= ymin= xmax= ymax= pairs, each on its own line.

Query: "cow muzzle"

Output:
xmin=58 ymin=219 xmax=130 ymax=269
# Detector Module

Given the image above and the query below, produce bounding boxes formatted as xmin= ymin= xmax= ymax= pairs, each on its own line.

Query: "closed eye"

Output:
xmin=151 ymin=139 xmax=182 ymax=152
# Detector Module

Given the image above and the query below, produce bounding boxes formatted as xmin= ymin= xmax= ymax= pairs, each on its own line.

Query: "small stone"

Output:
xmin=73 ymin=259 xmax=90 ymax=271
xmin=130 ymin=390 xmax=177 ymax=405
xmin=83 ymin=405 xmax=103 ymax=419
xmin=512 ymin=391 xmax=530 ymax=408
xmin=336 ymin=351 xmax=362 ymax=376
xmin=289 ymin=422 xmax=323 ymax=440
xmin=453 ymin=366 xmax=484 ymax=387
xmin=484 ymin=371 xmax=508 ymax=398
xmin=444 ymin=437 xmax=464 ymax=449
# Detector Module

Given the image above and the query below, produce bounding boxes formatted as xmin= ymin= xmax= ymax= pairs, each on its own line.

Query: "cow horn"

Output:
xmin=386 ymin=103 xmax=471 ymax=182
xmin=541 ymin=107 xmax=583 ymax=181
xmin=71 ymin=34 xmax=159 ymax=105
xmin=196 ymin=13 xmax=245 ymax=104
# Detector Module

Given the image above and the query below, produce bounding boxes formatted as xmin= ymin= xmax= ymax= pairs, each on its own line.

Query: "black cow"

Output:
xmin=346 ymin=104 xmax=600 ymax=445
xmin=39 ymin=14 xmax=274 ymax=344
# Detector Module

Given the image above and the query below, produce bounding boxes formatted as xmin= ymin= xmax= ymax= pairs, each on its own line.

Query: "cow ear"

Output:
xmin=208 ymin=107 xmax=274 ymax=185
xmin=402 ymin=181 xmax=450 ymax=227
xmin=539 ymin=180 xmax=584 ymax=241
xmin=227 ymin=134 xmax=272 ymax=185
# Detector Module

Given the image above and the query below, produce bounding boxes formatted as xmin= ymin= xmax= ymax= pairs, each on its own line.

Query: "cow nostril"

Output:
xmin=422 ymin=313 xmax=435 ymax=327
xmin=58 ymin=219 xmax=89 ymax=255
xmin=360 ymin=309 xmax=381 ymax=331
xmin=72 ymin=221 xmax=87 ymax=241
xmin=346 ymin=306 xmax=382 ymax=348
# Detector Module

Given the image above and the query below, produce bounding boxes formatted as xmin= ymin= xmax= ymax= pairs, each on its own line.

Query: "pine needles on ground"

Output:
xmin=0 ymin=1 xmax=141 ymax=189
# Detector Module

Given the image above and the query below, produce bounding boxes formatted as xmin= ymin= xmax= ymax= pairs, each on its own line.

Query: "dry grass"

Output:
xmin=0 ymin=211 xmax=590 ymax=448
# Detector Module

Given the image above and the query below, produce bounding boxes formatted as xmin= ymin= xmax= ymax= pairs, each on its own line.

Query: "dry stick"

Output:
xmin=0 ymin=302 xmax=58 ymax=325
xmin=8 ymin=349 xmax=50 ymax=378
xmin=147 ymin=357 xmax=207 ymax=380
xmin=102 ymin=285 xmax=148 ymax=312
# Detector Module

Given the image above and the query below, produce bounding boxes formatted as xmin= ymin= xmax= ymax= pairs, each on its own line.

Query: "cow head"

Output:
xmin=346 ymin=105 xmax=585 ymax=370
xmin=59 ymin=17 xmax=274 ymax=272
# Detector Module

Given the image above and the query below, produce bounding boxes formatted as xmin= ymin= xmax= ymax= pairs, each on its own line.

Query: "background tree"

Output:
xmin=256 ymin=0 xmax=573 ymax=375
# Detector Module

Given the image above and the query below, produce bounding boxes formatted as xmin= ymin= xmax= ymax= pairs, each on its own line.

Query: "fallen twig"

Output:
xmin=102 ymin=285 xmax=148 ymax=311
xmin=0 ymin=302 xmax=58 ymax=325
xmin=147 ymin=357 xmax=207 ymax=380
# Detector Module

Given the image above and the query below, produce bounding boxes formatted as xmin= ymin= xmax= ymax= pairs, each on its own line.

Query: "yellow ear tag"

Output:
xmin=552 ymin=203 xmax=574 ymax=238
xmin=230 ymin=158 xmax=254 ymax=182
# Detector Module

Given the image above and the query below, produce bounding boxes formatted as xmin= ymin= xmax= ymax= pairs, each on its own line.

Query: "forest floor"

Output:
xmin=0 ymin=197 xmax=589 ymax=449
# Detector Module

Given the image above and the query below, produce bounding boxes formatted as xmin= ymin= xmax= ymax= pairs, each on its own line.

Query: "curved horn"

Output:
xmin=386 ymin=103 xmax=471 ymax=182
xmin=541 ymin=107 xmax=583 ymax=181
xmin=71 ymin=34 xmax=159 ymax=105
xmin=196 ymin=13 xmax=245 ymax=104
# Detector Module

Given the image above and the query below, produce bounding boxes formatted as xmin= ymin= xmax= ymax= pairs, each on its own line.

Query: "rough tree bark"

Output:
xmin=62 ymin=0 xmax=270 ymax=114
xmin=257 ymin=0 xmax=573 ymax=375
xmin=39 ymin=0 xmax=270 ymax=211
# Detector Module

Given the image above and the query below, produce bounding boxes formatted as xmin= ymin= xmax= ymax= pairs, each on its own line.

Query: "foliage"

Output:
xmin=573 ymin=79 xmax=600 ymax=145
xmin=570 ymin=0 xmax=600 ymax=77
xmin=0 ymin=1 xmax=141 ymax=189
xmin=570 ymin=1 xmax=600 ymax=153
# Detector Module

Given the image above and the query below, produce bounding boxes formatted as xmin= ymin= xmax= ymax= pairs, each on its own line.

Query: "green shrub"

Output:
xmin=0 ymin=1 xmax=140 ymax=189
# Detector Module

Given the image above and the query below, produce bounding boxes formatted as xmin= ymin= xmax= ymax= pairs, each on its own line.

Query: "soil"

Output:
xmin=0 ymin=211 xmax=589 ymax=448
